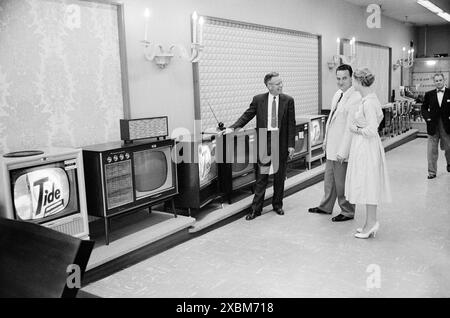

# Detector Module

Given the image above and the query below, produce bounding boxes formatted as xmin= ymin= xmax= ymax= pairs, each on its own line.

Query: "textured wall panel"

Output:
xmin=344 ymin=42 xmax=390 ymax=104
xmin=197 ymin=17 xmax=320 ymax=132
xmin=0 ymin=0 xmax=125 ymax=153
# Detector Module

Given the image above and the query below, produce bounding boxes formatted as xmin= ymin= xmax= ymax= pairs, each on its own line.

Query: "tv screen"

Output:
xmin=134 ymin=149 xmax=168 ymax=192
xmin=294 ymin=129 xmax=307 ymax=155
xmin=310 ymin=118 xmax=325 ymax=147
xmin=10 ymin=162 xmax=79 ymax=223
xmin=232 ymin=134 xmax=253 ymax=174
xmin=231 ymin=131 xmax=257 ymax=175
xmin=198 ymin=141 xmax=217 ymax=187
xmin=133 ymin=147 xmax=175 ymax=201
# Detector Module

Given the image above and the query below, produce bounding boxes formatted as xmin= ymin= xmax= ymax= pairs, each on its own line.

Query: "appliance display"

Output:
xmin=174 ymin=134 xmax=221 ymax=216
xmin=0 ymin=147 xmax=89 ymax=239
xmin=289 ymin=118 xmax=309 ymax=163
xmin=82 ymin=138 xmax=178 ymax=245
xmin=218 ymin=128 xmax=257 ymax=204
xmin=296 ymin=114 xmax=327 ymax=169
xmin=380 ymin=103 xmax=393 ymax=137
xmin=310 ymin=117 xmax=326 ymax=147
xmin=198 ymin=141 xmax=217 ymax=188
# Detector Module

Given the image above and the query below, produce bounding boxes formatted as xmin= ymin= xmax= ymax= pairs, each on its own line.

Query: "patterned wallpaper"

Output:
xmin=0 ymin=0 xmax=125 ymax=154
xmin=344 ymin=42 xmax=390 ymax=105
xmin=197 ymin=17 xmax=320 ymax=132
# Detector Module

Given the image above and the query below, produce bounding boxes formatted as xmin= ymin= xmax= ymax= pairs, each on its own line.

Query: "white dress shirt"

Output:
xmin=267 ymin=93 xmax=279 ymax=131
xmin=437 ymin=88 xmax=445 ymax=107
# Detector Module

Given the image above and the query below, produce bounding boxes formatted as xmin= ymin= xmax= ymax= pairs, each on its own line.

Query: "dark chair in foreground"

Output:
xmin=0 ymin=218 xmax=94 ymax=298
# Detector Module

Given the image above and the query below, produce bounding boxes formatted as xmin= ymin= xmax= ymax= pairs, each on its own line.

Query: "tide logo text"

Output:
xmin=34 ymin=177 xmax=63 ymax=216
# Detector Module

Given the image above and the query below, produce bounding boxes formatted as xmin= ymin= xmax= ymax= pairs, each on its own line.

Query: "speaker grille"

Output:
xmin=47 ymin=215 xmax=85 ymax=237
xmin=121 ymin=117 xmax=168 ymax=141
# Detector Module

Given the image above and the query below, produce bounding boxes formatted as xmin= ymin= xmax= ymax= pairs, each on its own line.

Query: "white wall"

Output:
xmin=121 ymin=0 xmax=415 ymax=134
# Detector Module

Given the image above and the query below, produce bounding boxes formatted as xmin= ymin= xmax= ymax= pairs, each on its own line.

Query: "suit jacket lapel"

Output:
xmin=433 ymin=90 xmax=439 ymax=108
xmin=261 ymin=93 xmax=268 ymax=128
xmin=278 ymin=94 xmax=286 ymax=128
xmin=329 ymin=91 xmax=342 ymax=125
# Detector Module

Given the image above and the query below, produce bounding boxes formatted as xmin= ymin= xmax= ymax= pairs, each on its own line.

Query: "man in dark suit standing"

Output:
xmin=222 ymin=72 xmax=295 ymax=220
xmin=421 ymin=73 xmax=450 ymax=179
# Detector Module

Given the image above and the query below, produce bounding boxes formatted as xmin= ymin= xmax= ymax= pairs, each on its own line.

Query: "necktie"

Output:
xmin=329 ymin=92 xmax=343 ymax=121
xmin=437 ymin=89 xmax=444 ymax=93
xmin=271 ymin=96 xmax=277 ymax=128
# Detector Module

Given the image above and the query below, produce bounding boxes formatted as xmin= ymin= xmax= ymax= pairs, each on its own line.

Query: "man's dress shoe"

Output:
xmin=331 ymin=214 xmax=354 ymax=222
xmin=274 ymin=208 xmax=284 ymax=215
xmin=245 ymin=211 xmax=261 ymax=220
xmin=427 ymin=175 xmax=436 ymax=179
xmin=308 ymin=207 xmax=330 ymax=214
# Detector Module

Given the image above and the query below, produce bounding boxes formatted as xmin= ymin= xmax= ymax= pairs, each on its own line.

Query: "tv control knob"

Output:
xmin=119 ymin=154 xmax=124 ymax=160
xmin=125 ymin=153 xmax=130 ymax=159
xmin=107 ymin=157 xmax=112 ymax=163
xmin=113 ymin=155 xmax=118 ymax=162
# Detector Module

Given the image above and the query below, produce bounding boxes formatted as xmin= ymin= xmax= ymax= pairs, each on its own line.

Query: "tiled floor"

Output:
xmin=82 ymin=138 xmax=450 ymax=298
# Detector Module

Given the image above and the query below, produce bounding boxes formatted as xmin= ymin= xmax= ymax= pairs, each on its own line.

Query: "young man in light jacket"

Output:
xmin=308 ymin=64 xmax=362 ymax=222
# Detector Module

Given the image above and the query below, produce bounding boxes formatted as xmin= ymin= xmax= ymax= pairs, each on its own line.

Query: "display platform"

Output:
xmin=86 ymin=210 xmax=195 ymax=271
xmin=189 ymin=162 xmax=325 ymax=233
xmin=82 ymin=129 xmax=418 ymax=288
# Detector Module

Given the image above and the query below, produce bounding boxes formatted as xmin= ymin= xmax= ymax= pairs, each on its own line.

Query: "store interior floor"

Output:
xmin=82 ymin=137 xmax=450 ymax=298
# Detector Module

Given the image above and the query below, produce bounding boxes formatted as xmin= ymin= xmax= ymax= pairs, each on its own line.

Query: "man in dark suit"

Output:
xmin=222 ymin=72 xmax=295 ymax=220
xmin=421 ymin=73 xmax=450 ymax=179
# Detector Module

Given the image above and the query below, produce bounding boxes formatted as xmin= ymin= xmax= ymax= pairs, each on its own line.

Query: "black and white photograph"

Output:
xmin=0 ymin=0 xmax=450 ymax=302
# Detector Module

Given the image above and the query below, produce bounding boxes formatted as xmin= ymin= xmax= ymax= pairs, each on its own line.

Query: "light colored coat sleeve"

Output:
xmin=336 ymin=91 xmax=361 ymax=159
xmin=359 ymin=99 xmax=381 ymax=138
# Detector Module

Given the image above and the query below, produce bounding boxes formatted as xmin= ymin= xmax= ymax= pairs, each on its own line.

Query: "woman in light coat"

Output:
xmin=345 ymin=68 xmax=391 ymax=239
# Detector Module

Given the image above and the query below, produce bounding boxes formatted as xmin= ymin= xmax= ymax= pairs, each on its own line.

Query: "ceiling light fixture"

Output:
xmin=417 ymin=0 xmax=443 ymax=14
xmin=417 ymin=0 xmax=450 ymax=22
xmin=437 ymin=12 xmax=450 ymax=22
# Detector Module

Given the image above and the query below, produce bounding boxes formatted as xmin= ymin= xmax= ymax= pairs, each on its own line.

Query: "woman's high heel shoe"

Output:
xmin=354 ymin=222 xmax=379 ymax=239
xmin=356 ymin=228 xmax=363 ymax=233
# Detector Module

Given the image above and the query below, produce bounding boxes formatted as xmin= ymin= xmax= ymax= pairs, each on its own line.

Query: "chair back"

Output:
xmin=0 ymin=218 xmax=94 ymax=298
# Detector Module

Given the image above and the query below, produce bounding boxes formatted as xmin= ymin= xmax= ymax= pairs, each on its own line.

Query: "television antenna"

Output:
xmin=204 ymin=99 xmax=225 ymax=131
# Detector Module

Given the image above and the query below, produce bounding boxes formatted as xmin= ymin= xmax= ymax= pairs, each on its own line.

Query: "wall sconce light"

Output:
xmin=141 ymin=9 xmax=204 ymax=69
xmin=393 ymin=45 xmax=414 ymax=71
xmin=328 ymin=37 xmax=357 ymax=69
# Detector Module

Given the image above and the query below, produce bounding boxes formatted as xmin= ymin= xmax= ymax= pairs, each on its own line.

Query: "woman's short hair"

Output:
xmin=353 ymin=68 xmax=375 ymax=87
